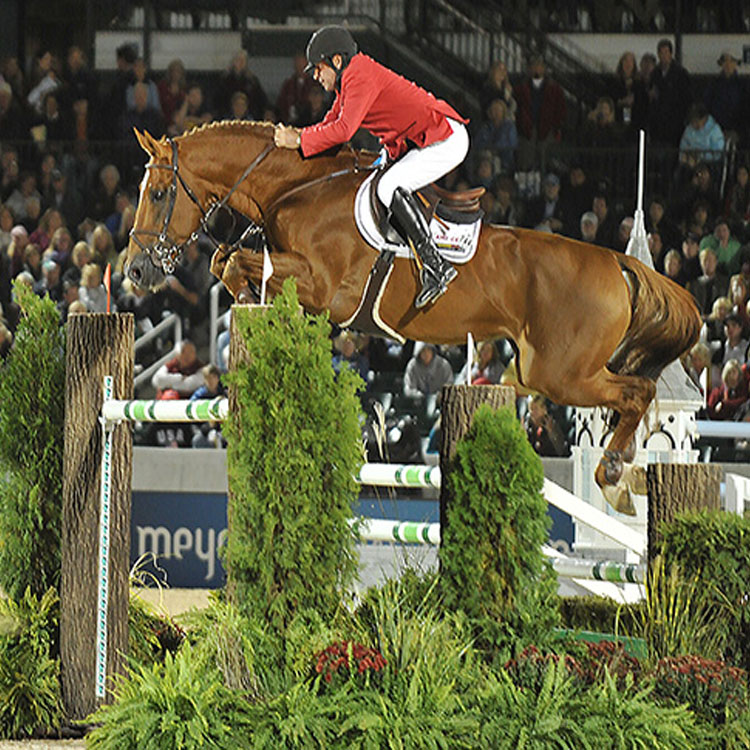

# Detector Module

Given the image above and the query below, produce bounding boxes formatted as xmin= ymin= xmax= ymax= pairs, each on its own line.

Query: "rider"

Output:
xmin=274 ymin=25 xmax=470 ymax=309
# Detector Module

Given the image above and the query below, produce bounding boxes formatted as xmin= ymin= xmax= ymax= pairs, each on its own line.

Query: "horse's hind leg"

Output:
xmin=535 ymin=365 xmax=656 ymax=515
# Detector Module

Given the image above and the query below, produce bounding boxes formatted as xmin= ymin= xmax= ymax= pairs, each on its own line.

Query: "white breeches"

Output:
xmin=376 ymin=117 xmax=469 ymax=207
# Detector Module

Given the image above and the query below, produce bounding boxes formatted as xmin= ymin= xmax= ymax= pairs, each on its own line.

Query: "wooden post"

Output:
xmin=61 ymin=313 xmax=133 ymax=720
xmin=225 ymin=304 xmax=264 ymax=602
xmin=438 ymin=384 xmax=516 ymax=552
xmin=646 ymin=463 xmax=722 ymax=561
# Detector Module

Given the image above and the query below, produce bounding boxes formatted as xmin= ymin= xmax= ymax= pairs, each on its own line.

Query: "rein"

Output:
xmin=130 ymin=139 xmax=274 ymax=274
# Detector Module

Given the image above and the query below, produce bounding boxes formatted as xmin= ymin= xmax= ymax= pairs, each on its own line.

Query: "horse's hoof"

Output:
xmin=601 ymin=482 xmax=637 ymax=516
xmin=622 ymin=464 xmax=647 ymax=495
xmin=599 ymin=449 xmax=623 ymax=485
xmin=236 ymin=286 xmax=253 ymax=304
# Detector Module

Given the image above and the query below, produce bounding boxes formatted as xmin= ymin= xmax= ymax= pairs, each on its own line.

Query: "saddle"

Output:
xmin=369 ymin=169 xmax=485 ymax=244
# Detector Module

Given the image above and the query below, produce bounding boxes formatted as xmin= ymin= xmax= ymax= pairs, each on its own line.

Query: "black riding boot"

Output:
xmin=390 ymin=187 xmax=457 ymax=308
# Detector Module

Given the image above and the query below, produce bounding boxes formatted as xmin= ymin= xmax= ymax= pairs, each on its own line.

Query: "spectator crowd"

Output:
xmin=2 ymin=33 xmax=750 ymax=459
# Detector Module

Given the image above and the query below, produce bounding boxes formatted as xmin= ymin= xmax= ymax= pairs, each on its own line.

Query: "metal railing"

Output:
xmin=133 ymin=312 xmax=183 ymax=392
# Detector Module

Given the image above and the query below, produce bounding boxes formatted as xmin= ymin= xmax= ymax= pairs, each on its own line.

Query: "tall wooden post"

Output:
xmin=646 ymin=463 xmax=722 ymax=561
xmin=61 ymin=313 xmax=133 ymax=720
xmin=439 ymin=384 xmax=516 ymax=552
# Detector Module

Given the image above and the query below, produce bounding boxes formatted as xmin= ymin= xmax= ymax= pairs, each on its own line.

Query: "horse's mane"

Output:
xmin=174 ymin=119 xmax=376 ymax=167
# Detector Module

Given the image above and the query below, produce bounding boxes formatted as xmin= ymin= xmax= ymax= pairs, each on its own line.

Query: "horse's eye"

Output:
xmin=151 ymin=188 xmax=166 ymax=202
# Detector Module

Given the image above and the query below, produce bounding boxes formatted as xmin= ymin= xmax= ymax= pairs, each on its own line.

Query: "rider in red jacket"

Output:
xmin=274 ymin=26 xmax=470 ymax=309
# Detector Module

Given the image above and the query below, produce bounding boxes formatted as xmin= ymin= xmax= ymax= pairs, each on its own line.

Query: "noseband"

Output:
xmin=130 ymin=138 xmax=274 ymax=275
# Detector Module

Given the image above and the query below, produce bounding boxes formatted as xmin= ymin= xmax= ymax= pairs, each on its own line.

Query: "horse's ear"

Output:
xmin=134 ymin=128 xmax=168 ymax=159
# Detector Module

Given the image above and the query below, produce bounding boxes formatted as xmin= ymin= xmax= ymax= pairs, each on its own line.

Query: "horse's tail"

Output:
xmin=608 ymin=255 xmax=701 ymax=381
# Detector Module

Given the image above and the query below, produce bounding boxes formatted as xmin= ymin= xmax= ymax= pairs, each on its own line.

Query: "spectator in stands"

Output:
xmin=0 ymin=80 xmax=27 ymax=141
xmin=29 ymin=207 xmax=62 ymax=251
xmin=126 ymin=58 xmax=162 ymax=115
xmin=91 ymin=224 xmax=118 ymax=271
xmin=23 ymin=243 xmax=42 ymax=283
xmin=583 ymin=95 xmax=624 ymax=147
xmin=639 ymin=52 xmax=657 ymax=85
xmin=701 ymin=295 xmax=731 ymax=350
xmin=67 ymin=240 xmax=91 ymax=285
xmin=514 ymin=54 xmax=566 ymax=171
xmin=172 ymin=83 xmax=213 ymax=134
xmin=611 ymin=51 xmax=648 ymax=134
xmin=229 ymin=91 xmax=252 ymax=121
xmin=276 ymin=51 xmax=317 ymax=126
xmin=157 ymin=59 xmax=187 ymax=130
xmin=36 ymin=258 xmax=62 ymax=303
xmin=647 ymin=230 xmax=666 ymax=268
xmin=47 ymin=169 xmax=83 ymax=229
xmin=707 ymin=358 xmax=749 ymax=420
xmin=492 ymin=174 xmax=521 ymax=226
xmin=647 ymin=38 xmax=692 ymax=148
xmin=78 ymin=262 xmax=109 ymax=312
xmin=704 ymin=50 xmax=746 ymax=145
xmin=57 ymin=277 xmax=79 ymax=323
xmin=457 ymin=339 xmax=505 ymax=385
xmin=0 ymin=56 xmax=25 ymax=102
xmin=676 ymin=163 xmax=721 ymax=230
xmin=689 ymin=247 xmax=728 ymax=316
xmin=32 ymin=90 xmax=72 ymax=144
xmin=0 ymin=321 xmax=12 ymax=360
xmin=579 ymin=210 xmax=599 ymax=242
xmin=473 ymin=98 xmax=518 ymax=173
xmin=0 ymin=205 xmax=12 ymax=255
xmin=479 ymin=61 xmax=517 ymax=122
xmin=560 ymin=163 xmax=593 ymax=237
xmin=121 ymin=82 xmax=165 ymax=184
xmin=215 ymin=50 xmax=268 ymax=120
xmin=106 ymin=43 xmax=136 ymax=138
xmin=525 ymin=394 xmax=568 ymax=456
xmin=685 ymin=341 xmax=712 ymax=393
xmin=332 ymin=330 xmax=369 ymax=382
xmin=524 ymin=172 xmax=565 ymax=233
xmin=726 ymin=163 xmax=750 ymax=238
xmin=664 ymin=248 xmax=686 ymax=286
xmin=90 ymin=165 xmax=121 ymax=223
xmin=27 ymin=50 xmax=60 ymax=117
xmin=6 ymin=172 xmax=41 ymax=223
xmin=62 ymin=45 xmax=98 ymax=140
xmin=403 ymin=342 xmax=453 ymax=399
xmin=678 ymin=102 xmax=725 ymax=176
xmin=592 ymin=181 xmax=618 ymax=248
xmin=6 ymin=225 xmax=28 ymax=277
xmin=681 ymin=230 xmax=702 ymax=283
xmin=701 ymin=217 xmax=742 ymax=276
xmin=190 ymin=363 xmax=227 ymax=449
xmin=151 ymin=339 xmax=206 ymax=399
xmin=48 ymin=226 xmax=74 ymax=272
xmin=647 ymin=195 xmax=681 ymax=252
xmin=614 ymin=216 xmax=634 ymax=253
xmin=164 ymin=239 xmax=211 ymax=331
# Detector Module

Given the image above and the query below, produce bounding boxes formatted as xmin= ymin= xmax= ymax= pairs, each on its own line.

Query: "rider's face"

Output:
xmin=312 ymin=59 xmax=339 ymax=91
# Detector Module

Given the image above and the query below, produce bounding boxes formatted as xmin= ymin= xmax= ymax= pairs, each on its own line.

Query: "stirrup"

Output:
xmin=414 ymin=265 xmax=456 ymax=309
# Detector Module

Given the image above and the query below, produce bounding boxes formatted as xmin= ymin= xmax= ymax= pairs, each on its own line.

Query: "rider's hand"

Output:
xmin=274 ymin=124 xmax=301 ymax=149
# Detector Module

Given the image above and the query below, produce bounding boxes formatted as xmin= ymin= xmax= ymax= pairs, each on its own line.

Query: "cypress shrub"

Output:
xmin=222 ymin=279 xmax=363 ymax=631
xmin=0 ymin=283 xmax=64 ymax=599
xmin=440 ymin=405 xmax=559 ymax=653
xmin=660 ymin=510 xmax=750 ymax=671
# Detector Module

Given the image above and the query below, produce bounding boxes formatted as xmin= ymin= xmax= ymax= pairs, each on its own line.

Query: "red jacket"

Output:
xmin=514 ymin=76 xmax=567 ymax=141
xmin=300 ymin=53 xmax=467 ymax=160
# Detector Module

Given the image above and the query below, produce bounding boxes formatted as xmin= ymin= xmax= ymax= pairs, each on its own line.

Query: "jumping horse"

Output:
xmin=126 ymin=121 xmax=701 ymax=515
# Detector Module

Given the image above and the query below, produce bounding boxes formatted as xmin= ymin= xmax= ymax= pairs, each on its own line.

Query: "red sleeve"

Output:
xmin=300 ymin=72 xmax=378 ymax=156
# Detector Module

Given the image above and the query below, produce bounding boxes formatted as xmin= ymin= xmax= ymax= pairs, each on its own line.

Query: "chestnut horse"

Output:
xmin=126 ymin=121 xmax=701 ymax=514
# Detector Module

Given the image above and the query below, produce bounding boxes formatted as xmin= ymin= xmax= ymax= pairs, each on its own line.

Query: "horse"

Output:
xmin=125 ymin=121 xmax=701 ymax=515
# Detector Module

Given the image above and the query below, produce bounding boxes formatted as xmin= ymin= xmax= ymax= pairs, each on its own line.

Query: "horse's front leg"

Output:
xmin=210 ymin=247 xmax=257 ymax=303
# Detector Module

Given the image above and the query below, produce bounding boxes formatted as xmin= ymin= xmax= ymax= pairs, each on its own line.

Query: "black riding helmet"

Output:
xmin=304 ymin=25 xmax=358 ymax=76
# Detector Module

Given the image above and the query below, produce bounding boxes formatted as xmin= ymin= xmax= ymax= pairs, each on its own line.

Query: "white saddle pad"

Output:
xmin=354 ymin=170 xmax=482 ymax=263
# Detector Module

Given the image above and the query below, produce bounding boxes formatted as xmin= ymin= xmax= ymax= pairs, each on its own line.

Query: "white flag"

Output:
xmin=260 ymin=246 xmax=273 ymax=305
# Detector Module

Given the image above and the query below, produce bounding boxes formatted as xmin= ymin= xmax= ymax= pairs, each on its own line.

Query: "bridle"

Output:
xmin=129 ymin=138 xmax=274 ymax=275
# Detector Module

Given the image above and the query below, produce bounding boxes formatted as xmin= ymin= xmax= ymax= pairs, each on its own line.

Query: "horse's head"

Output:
xmin=125 ymin=129 xmax=206 ymax=289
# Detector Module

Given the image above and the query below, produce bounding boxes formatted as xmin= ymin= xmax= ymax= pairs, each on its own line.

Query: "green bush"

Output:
xmin=440 ymin=404 xmax=559 ymax=656
xmin=0 ymin=282 xmax=64 ymax=599
xmin=86 ymin=643 xmax=253 ymax=750
xmin=0 ymin=588 xmax=62 ymax=739
xmin=222 ymin=279 xmax=363 ymax=631
xmin=559 ymin=594 xmax=643 ymax=634
xmin=659 ymin=511 xmax=750 ymax=669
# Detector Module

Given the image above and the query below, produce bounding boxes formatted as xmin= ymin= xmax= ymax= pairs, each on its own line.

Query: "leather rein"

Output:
xmin=130 ymin=137 xmax=370 ymax=277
